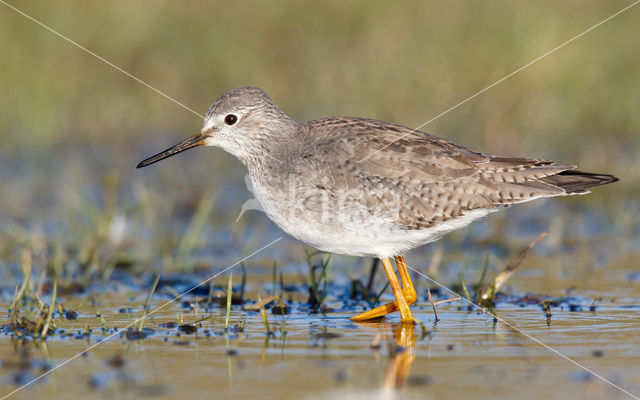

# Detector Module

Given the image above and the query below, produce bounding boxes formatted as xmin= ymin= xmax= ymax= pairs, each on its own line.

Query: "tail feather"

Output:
xmin=541 ymin=170 xmax=619 ymax=194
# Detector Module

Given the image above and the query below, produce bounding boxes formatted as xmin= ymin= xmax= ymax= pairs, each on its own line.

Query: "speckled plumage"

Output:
xmin=138 ymin=86 xmax=618 ymax=258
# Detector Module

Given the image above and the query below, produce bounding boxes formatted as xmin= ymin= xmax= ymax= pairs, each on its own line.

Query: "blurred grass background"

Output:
xmin=0 ymin=1 xmax=638 ymax=275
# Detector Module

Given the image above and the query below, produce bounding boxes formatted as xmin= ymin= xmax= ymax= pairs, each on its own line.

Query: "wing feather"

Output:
xmin=292 ymin=117 xmax=589 ymax=230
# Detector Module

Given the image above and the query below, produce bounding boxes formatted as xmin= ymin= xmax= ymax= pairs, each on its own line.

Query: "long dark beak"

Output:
xmin=137 ymin=131 xmax=208 ymax=169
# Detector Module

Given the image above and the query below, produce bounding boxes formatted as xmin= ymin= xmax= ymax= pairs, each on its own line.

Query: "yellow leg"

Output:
xmin=351 ymin=257 xmax=415 ymax=323
xmin=395 ymin=255 xmax=417 ymax=305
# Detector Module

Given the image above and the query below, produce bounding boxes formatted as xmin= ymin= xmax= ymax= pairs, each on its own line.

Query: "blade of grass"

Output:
xmin=33 ymin=298 xmax=46 ymax=335
xmin=280 ymin=315 xmax=287 ymax=340
xmin=474 ymin=255 xmax=490 ymax=303
xmin=319 ymin=256 xmax=330 ymax=305
xmin=206 ymin=279 xmax=215 ymax=311
xmin=225 ymin=273 xmax=233 ymax=330
xmin=139 ymin=271 xmax=161 ymax=331
xmin=97 ymin=312 xmax=108 ymax=333
xmin=459 ymin=274 xmax=473 ymax=311
xmin=144 ymin=272 xmax=161 ymax=314
xmin=272 ymin=263 xmax=277 ymax=295
xmin=41 ymin=280 xmax=57 ymax=338
xmin=239 ymin=263 xmax=247 ymax=301
xmin=10 ymin=285 xmax=20 ymax=328
xmin=481 ymin=232 xmax=549 ymax=304
xmin=257 ymin=294 xmax=271 ymax=335
xmin=306 ymin=252 xmax=331 ymax=310
xmin=372 ymin=281 xmax=390 ymax=307
xmin=10 ymin=250 xmax=32 ymax=313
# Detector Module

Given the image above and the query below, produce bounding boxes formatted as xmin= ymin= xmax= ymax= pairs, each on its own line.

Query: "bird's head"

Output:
xmin=137 ymin=86 xmax=295 ymax=169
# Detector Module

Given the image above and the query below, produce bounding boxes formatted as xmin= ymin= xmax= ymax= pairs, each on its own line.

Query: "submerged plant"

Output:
xmin=305 ymin=251 xmax=331 ymax=311
xmin=139 ymin=272 xmax=161 ymax=331
xmin=257 ymin=294 xmax=271 ymax=335
xmin=478 ymin=232 xmax=548 ymax=310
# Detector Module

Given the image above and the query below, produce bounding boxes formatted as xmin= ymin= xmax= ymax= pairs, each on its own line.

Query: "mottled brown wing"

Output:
xmin=294 ymin=117 xmax=573 ymax=230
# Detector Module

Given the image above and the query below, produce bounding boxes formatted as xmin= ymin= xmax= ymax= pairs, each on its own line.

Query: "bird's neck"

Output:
xmin=235 ymin=118 xmax=300 ymax=174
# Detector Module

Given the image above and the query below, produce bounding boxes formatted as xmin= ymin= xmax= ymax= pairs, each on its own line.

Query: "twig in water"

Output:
xmin=245 ymin=295 xmax=279 ymax=311
xmin=427 ymin=288 xmax=461 ymax=322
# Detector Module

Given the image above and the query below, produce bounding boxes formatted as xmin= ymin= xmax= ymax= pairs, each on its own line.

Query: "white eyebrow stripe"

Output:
xmin=203 ymin=117 xmax=217 ymax=130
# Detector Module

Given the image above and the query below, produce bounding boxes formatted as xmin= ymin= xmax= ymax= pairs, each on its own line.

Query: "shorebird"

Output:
xmin=137 ymin=86 xmax=618 ymax=323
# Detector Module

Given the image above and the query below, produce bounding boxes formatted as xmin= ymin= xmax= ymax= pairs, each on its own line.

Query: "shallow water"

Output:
xmin=1 ymin=224 xmax=640 ymax=400
xmin=2 ymin=296 xmax=640 ymax=400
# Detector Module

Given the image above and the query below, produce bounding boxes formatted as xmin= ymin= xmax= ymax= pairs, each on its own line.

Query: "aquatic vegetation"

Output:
xmin=305 ymin=251 xmax=331 ymax=311
xmin=478 ymin=232 xmax=549 ymax=310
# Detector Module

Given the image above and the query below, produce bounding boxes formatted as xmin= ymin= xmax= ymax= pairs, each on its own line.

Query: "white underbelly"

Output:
xmin=263 ymin=203 xmax=495 ymax=258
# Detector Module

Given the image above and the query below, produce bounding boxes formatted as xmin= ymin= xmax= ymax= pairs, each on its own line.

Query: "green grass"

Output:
xmin=139 ymin=272 xmax=161 ymax=331
xmin=305 ymin=252 xmax=331 ymax=311
xmin=225 ymin=273 xmax=233 ymax=331
xmin=478 ymin=232 xmax=548 ymax=310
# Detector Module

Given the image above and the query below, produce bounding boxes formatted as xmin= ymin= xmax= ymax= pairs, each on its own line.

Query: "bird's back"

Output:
xmin=294 ymin=117 xmax=616 ymax=227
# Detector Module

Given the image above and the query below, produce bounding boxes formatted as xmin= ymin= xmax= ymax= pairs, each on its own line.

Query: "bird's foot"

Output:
xmin=351 ymin=287 xmax=417 ymax=323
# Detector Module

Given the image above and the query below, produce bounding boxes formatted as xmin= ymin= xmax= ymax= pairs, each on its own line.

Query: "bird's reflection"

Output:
xmin=383 ymin=322 xmax=416 ymax=391
xmin=356 ymin=321 xmax=419 ymax=393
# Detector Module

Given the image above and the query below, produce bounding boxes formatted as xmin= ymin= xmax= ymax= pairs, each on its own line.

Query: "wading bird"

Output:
xmin=138 ymin=86 xmax=618 ymax=323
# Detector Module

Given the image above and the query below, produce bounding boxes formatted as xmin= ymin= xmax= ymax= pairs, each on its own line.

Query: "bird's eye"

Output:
xmin=224 ymin=114 xmax=238 ymax=125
